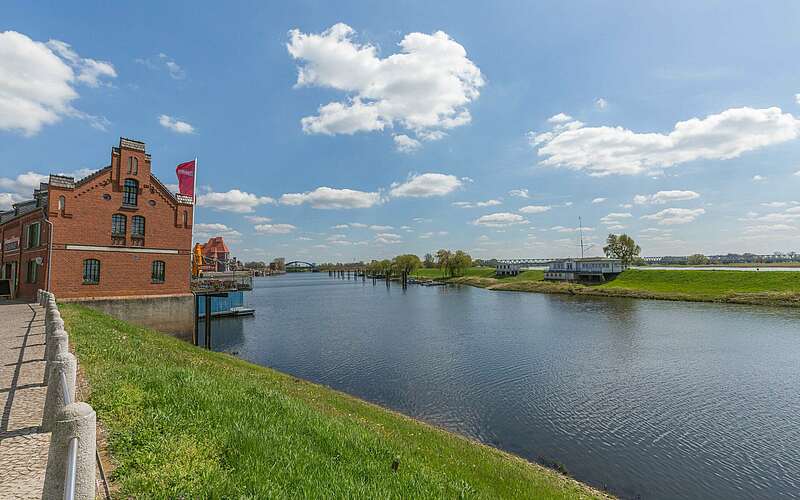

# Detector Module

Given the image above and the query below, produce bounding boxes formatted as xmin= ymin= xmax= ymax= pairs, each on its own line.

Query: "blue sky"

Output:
xmin=2 ymin=1 xmax=800 ymax=262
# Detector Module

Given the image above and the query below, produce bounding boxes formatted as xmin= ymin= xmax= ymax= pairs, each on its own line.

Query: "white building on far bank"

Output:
xmin=544 ymin=257 xmax=625 ymax=283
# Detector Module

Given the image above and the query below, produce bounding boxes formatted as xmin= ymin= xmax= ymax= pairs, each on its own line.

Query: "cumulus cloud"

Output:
xmin=197 ymin=189 xmax=276 ymax=213
xmin=641 ymin=207 xmax=705 ymax=225
xmin=0 ymin=192 xmax=23 ymax=210
xmin=280 ymin=186 xmax=381 ymax=209
xmin=551 ymin=226 xmax=595 ymax=233
xmin=508 ymin=188 xmax=529 ymax=198
xmin=595 ymin=97 xmax=608 ymax=110
xmin=254 ymin=223 xmax=296 ymax=234
xmin=547 ymin=113 xmax=573 ymax=124
xmin=389 ymin=173 xmax=463 ymax=198
xmin=752 ymin=175 xmax=766 ymax=182
xmin=287 ymin=23 xmax=483 ymax=145
xmin=194 ymin=223 xmax=242 ymax=240
xmin=393 ymin=134 xmax=422 ymax=153
xmin=244 ymin=215 xmax=272 ymax=224
xmin=452 ymin=199 xmax=502 ymax=208
xmin=531 ymin=106 xmax=800 ymax=176
xmin=600 ymin=212 xmax=632 ymax=226
xmin=473 ymin=212 xmax=529 ymax=227
xmin=374 ymin=232 xmax=402 ymax=244
xmin=0 ymin=31 xmax=116 ymax=135
xmin=158 ymin=114 xmax=195 ymax=134
xmin=633 ymin=190 xmax=700 ymax=205
xmin=592 ymin=197 xmax=607 ymax=204
xmin=518 ymin=205 xmax=551 ymax=214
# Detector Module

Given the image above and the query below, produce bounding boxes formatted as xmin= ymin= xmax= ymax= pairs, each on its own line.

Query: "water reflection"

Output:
xmin=205 ymin=274 xmax=800 ymax=499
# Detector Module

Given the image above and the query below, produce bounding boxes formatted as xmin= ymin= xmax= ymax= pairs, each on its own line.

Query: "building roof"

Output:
xmin=201 ymin=237 xmax=230 ymax=256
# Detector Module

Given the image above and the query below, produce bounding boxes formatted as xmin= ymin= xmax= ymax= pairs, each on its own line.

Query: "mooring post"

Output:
xmin=193 ymin=294 xmax=199 ymax=346
xmin=43 ymin=401 xmax=96 ymax=500
xmin=204 ymin=295 xmax=212 ymax=349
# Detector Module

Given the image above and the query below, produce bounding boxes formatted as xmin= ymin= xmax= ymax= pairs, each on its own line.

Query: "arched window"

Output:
xmin=151 ymin=260 xmax=165 ymax=283
xmin=83 ymin=259 xmax=100 ymax=284
xmin=58 ymin=195 xmax=65 ymax=212
xmin=131 ymin=215 xmax=145 ymax=237
xmin=111 ymin=214 xmax=126 ymax=236
xmin=123 ymin=179 xmax=139 ymax=206
xmin=133 ymin=157 xmax=138 ymax=175
xmin=183 ymin=210 xmax=188 ymax=227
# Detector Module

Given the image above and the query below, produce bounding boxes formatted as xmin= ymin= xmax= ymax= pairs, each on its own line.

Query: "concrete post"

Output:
xmin=44 ymin=328 xmax=69 ymax=384
xmin=43 ymin=402 xmax=96 ymax=500
xmin=42 ymin=352 xmax=76 ymax=431
xmin=45 ymin=315 xmax=63 ymax=345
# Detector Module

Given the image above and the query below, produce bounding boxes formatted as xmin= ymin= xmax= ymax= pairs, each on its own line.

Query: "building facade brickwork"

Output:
xmin=0 ymin=138 xmax=193 ymax=301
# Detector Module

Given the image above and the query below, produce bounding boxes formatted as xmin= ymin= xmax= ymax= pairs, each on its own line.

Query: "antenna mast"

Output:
xmin=579 ymin=216 xmax=585 ymax=258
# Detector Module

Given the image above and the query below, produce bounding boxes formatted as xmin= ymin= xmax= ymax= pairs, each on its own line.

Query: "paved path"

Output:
xmin=0 ymin=301 xmax=50 ymax=499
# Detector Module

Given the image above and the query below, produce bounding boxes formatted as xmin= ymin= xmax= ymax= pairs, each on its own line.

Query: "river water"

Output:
xmin=201 ymin=273 xmax=800 ymax=499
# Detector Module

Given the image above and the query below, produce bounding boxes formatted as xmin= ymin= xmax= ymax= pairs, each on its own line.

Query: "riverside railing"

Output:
xmin=38 ymin=289 xmax=97 ymax=500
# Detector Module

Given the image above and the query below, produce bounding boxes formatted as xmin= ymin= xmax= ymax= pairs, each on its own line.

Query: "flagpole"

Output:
xmin=191 ymin=157 xmax=198 ymax=244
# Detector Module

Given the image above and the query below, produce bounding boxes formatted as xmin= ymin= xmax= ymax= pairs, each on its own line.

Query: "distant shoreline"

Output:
xmin=413 ymin=268 xmax=800 ymax=308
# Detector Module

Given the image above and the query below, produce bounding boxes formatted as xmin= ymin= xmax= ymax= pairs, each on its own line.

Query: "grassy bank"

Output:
xmin=61 ymin=304 xmax=607 ymax=499
xmin=414 ymin=268 xmax=800 ymax=307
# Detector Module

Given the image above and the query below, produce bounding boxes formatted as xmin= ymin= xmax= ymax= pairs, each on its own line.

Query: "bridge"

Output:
xmin=496 ymin=258 xmax=558 ymax=266
xmin=285 ymin=261 xmax=318 ymax=272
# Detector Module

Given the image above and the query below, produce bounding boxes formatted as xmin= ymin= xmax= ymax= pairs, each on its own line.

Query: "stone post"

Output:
xmin=44 ymin=328 xmax=69 ymax=384
xmin=45 ymin=315 xmax=64 ymax=345
xmin=42 ymin=352 xmax=76 ymax=431
xmin=43 ymin=402 xmax=96 ymax=500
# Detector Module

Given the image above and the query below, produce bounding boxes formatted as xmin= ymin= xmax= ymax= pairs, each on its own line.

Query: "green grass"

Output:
xmin=61 ymin=304 xmax=605 ymax=499
xmin=415 ymin=267 xmax=800 ymax=307
xmin=599 ymin=269 xmax=800 ymax=298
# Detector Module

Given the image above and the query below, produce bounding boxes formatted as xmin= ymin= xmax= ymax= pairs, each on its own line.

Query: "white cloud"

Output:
xmin=390 ymin=173 xmax=463 ymax=198
xmin=600 ymin=212 xmax=632 ymax=225
xmin=297 ymin=236 xmax=313 ymax=241
xmin=375 ymin=232 xmax=402 ymax=244
xmin=393 ymin=134 xmax=422 ymax=153
xmin=369 ymin=224 xmax=393 ymax=231
xmin=288 ymin=23 xmax=483 ymax=145
xmin=197 ymin=189 xmax=276 ymax=213
xmin=452 ymin=199 xmax=501 ymax=208
xmin=548 ymin=113 xmax=573 ymax=124
xmin=591 ymin=197 xmax=607 ymax=204
xmin=194 ymin=223 xmax=242 ymax=240
xmin=135 ymin=52 xmax=185 ymax=79
xmin=473 ymin=212 xmax=529 ymax=227
xmin=552 ymin=226 xmax=595 ymax=233
xmin=0 ymin=31 xmax=116 ymax=135
xmin=45 ymin=40 xmax=116 ymax=87
xmin=518 ymin=205 xmax=551 ymax=214
xmin=349 ymin=222 xmax=369 ymax=228
xmin=794 ymin=170 xmax=800 ymax=177
xmin=332 ymin=223 xmax=349 ymax=229
xmin=633 ymin=190 xmax=700 ymax=205
xmin=244 ymin=215 xmax=272 ymax=224
xmin=254 ymin=223 xmax=296 ymax=234
xmin=641 ymin=207 xmax=705 ymax=225
xmin=0 ymin=171 xmax=49 ymax=194
xmin=532 ymin=106 xmax=800 ymax=176
xmin=158 ymin=114 xmax=195 ymax=134
xmin=594 ymin=98 xmax=608 ymax=110
xmin=508 ymin=188 xmax=529 ymax=198
xmin=280 ymin=186 xmax=381 ymax=209
xmin=0 ymin=192 xmax=23 ymax=210
xmin=752 ymin=175 xmax=766 ymax=182
xmin=796 ymin=93 xmax=800 ymax=105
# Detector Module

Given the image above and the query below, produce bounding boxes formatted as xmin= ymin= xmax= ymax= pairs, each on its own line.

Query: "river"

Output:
xmin=200 ymin=273 xmax=800 ymax=499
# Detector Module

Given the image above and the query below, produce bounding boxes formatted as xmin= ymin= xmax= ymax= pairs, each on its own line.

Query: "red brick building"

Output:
xmin=198 ymin=237 xmax=230 ymax=272
xmin=0 ymin=137 xmax=194 ymax=301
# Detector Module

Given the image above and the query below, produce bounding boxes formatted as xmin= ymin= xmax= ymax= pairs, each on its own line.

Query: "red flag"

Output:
xmin=175 ymin=160 xmax=196 ymax=197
